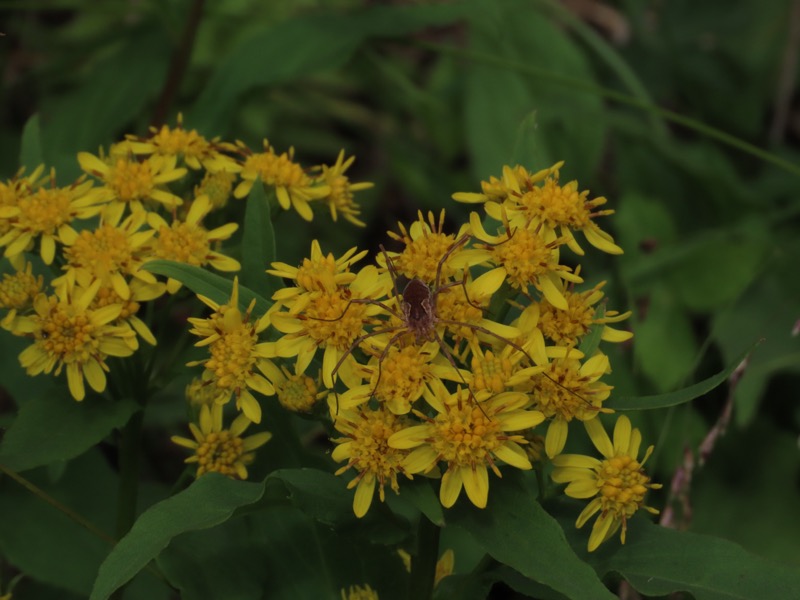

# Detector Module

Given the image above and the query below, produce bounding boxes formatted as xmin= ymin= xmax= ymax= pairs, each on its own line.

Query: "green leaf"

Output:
xmin=142 ymin=260 xmax=271 ymax=316
xmin=19 ymin=113 xmax=44 ymax=168
xmin=0 ymin=450 xmax=169 ymax=599
xmin=607 ymin=342 xmax=759 ymax=410
xmin=189 ymin=4 xmax=467 ymax=133
xmin=90 ymin=474 xmax=266 ymax=600
xmin=396 ymin=478 xmax=446 ymax=527
xmin=448 ymin=472 xmax=615 ymax=600
xmin=588 ymin=518 xmax=800 ymax=600
xmin=90 ymin=468 xmax=357 ymax=600
xmin=0 ymin=393 xmax=138 ymax=472
xmin=240 ymin=183 xmax=277 ymax=300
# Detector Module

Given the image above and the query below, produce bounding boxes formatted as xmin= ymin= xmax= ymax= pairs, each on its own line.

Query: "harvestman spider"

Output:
xmin=313 ymin=233 xmax=596 ymax=413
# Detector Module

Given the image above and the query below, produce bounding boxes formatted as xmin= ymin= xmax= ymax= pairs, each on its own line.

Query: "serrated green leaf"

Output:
xmin=142 ymin=260 xmax=271 ymax=315
xmin=448 ymin=472 xmax=614 ymax=600
xmin=19 ymin=113 xmax=44 ymax=169
xmin=0 ymin=393 xmax=138 ymax=472
xmin=241 ymin=183 xmax=277 ymax=300
xmin=607 ymin=342 xmax=759 ymax=410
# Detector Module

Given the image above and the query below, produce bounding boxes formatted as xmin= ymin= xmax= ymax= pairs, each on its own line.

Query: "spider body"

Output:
xmin=401 ymin=278 xmax=437 ymax=344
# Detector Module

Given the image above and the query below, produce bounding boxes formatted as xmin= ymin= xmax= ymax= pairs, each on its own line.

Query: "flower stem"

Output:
xmin=408 ymin=515 xmax=440 ymax=600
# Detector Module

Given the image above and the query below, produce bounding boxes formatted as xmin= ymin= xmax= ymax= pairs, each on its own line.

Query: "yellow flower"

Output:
xmin=147 ymin=194 xmax=240 ymax=293
xmin=311 ymin=150 xmax=373 ymax=227
xmin=339 ymin=341 xmax=462 ymax=415
xmin=258 ymin=361 xmax=327 ymax=413
xmin=551 ymin=415 xmax=661 ymax=551
xmin=0 ymin=170 xmax=101 ymax=265
xmin=233 ymin=139 xmax=329 ymax=221
xmin=331 ymin=404 xmax=412 ymax=517
xmin=88 ymin=278 xmax=164 ymax=346
xmin=55 ymin=209 xmax=158 ymax=301
xmin=126 ymin=114 xmax=239 ymax=172
xmin=187 ymin=278 xmax=276 ymax=423
xmin=389 ymin=384 xmax=544 ymax=509
xmin=537 ymin=277 xmax=633 ymax=345
xmin=185 ymin=375 xmax=231 ymax=407
xmin=0 ymin=261 xmax=44 ymax=329
xmin=269 ymin=264 xmax=391 ymax=389
xmin=268 ymin=239 xmax=367 ymax=298
xmin=383 ymin=210 xmax=473 ymax=283
xmin=10 ymin=280 xmax=138 ymax=401
xmin=0 ymin=165 xmax=47 ymax=238
xmin=469 ymin=211 xmax=582 ymax=310
xmin=340 ymin=584 xmax=379 ymax=600
xmin=508 ymin=349 xmax=613 ymax=458
xmin=78 ymin=150 xmax=186 ymax=222
xmin=171 ymin=403 xmax=271 ymax=480
xmin=195 ymin=170 xmax=237 ymax=210
xmin=455 ymin=162 xmax=621 ymax=255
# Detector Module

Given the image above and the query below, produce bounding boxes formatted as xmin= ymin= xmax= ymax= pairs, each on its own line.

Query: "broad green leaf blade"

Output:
xmin=241 ymin=183 xmax=277 ymax=300
xmin=395 ymin=478 xmax=446 ymax=527
xmin=90 ymin=468 xmax=358 ymax=600
xmin=90 ymin=474 xmax=266 ymax=600
xmin=20 ymin=113 xmax=44 ymax=169
xmin=0 ymin=394 xmax=138 ymax=472
xmin=0 ymin=451 xmax=169 ymax=599
xmin=448 ymin=472 xmax=615 ymax=600
xmin=142 ymin=260 xmax=271 ymax=315
xmin=589 ymin=518 xmax=800 ymax=600
xmin=189 ymin=5 xmax=467 ymax=133
xmin=607 ymin=343 xmax=758 ymax=410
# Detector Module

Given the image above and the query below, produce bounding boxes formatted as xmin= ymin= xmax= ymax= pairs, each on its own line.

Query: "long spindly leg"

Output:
xmin=428 ymin=327 xmax=491 ymax=417
xmin=362 ymin=328 xmax=415 ymax=402
xmin=434 ymin=233 xmax=472 ymax=291
xmin=436 ymin=317 xmax=598 ymax=409
xmin=306 ymin=296 xmax=403 ymax=323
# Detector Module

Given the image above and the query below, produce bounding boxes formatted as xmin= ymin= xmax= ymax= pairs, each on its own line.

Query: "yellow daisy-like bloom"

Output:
xmin=454 ymin=162 xmax=621 ymax=255
xmin=11 ymin=280 xmax=137 ymax=401
xmin=268 ymin=239 xmax=367 ymax=299
xmin=340 ymin=584 xmax=379 ymax=600
xmin=537 ymin=278 xmax=633 ymax=345
xmin=0 ymin=171 xmax=101 ymax=265
xmin=187 ymin=278 xmax=276 ymax=424
xmin=78 ymin=151 xmax=186 ymax=222
xmin=311 ymin=150 xmax=373 ymax=227
xmin=389 ymin=384 xmax=545 ymax=509
xmin=0 ymin=165 xmax=47 ymax=238
xmin=171 ymin=403 xmax=271 ymax=480
xmin=383 ymin=210 xmax=473 ymax=284
xmin=88 ymin=278 xmax=164 ymax=346
xmin=339 ymin=341 xmax=461 ymax=415
xmin=434 ymin=268 xmax=519 ymax=346
xmin=551 ymin=415 xmax=662 ymax=551
xmin=55 ymin=209 xmax=158 ymax=301
xmin=0 ymin=261 xmax=44 ymax=329
xmin=508 ymin=350 xmax=613 ymax=458
xmin=147 ymin=194 xmax=240 ymax=293
xmin=185 ymin=376 xmax=231 ymax=407
xmin=195 ymin=170 xmax=237 ymax=210
xmin=269 ymin=265 xmax=392 ymax=389
xmin=331 ymin=404 xmax=412 ymax=518
xmin=233 ymin=139 xmax=329 ymax=221
xmin=258 ymin=360 xmax=326 ymax=413
xmin=127 ymin=114 xmax=238 ymax=172
xmin=469 ymin=212 xmax=582 ymax=310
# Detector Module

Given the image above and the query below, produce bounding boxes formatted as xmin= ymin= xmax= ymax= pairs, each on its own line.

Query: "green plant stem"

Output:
xmin=408 ymin=515 xmax=440 ymax=600
xmin=115 ymin=409 xmax=144 ymax=540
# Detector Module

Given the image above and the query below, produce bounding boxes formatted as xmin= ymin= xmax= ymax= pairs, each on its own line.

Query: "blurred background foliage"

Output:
xmin=1 ymin=0 xmax=799 ymax=597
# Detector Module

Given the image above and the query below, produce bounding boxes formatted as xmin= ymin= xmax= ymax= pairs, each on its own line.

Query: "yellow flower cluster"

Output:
xmin=0 ymin=116 xmax=372 ymax=481
xmin=253 ymin=162 xmax=657 ymax=551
